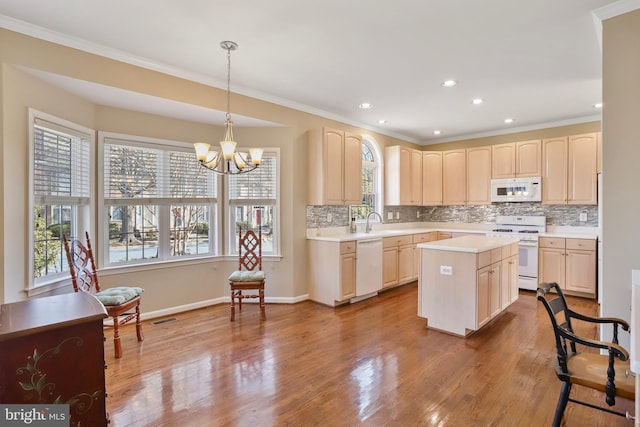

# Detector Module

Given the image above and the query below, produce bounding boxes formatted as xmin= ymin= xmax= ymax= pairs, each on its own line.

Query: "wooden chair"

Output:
xmin=63 ymin=232 xmax=144 ymax=358
xmin=537 ymin=282 xmax=635 ymax=426
xmin=228 ymin=226 xmax=266 ymax=321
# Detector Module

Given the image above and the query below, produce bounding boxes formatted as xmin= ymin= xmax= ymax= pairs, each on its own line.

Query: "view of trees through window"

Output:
xmin=351 ymin=141 xmax=377 ymax=221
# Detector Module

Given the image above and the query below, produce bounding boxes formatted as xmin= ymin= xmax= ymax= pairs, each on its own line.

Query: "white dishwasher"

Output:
xmin=354 ymin=238 xmax=383 ymax=301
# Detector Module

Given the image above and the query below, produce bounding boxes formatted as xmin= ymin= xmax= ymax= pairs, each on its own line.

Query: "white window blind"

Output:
xmin=33 ymin=118 xmax=90 ymax=204
xmin=228 ymin=154 xmax=276 ymax=205
xmin=103 ymin=138 xmax=216 ymax=203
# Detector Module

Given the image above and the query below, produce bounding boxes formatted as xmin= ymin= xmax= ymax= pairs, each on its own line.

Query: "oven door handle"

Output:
xmin=518 ymin=241 xmax=539 ymax=248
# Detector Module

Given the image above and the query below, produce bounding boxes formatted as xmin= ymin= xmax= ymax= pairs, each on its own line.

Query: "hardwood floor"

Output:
xmin=104 ymin=283 xmax=634 ymax=426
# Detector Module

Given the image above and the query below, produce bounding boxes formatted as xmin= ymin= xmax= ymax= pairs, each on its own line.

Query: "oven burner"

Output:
xmin=492 ymin=228 xmax=513 ymax=232
xmin=518 ymin=230 xmax=539 ymax=234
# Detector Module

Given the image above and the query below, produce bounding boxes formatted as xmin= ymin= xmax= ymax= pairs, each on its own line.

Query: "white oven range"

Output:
xmin=485 ymin=215 xmax=546 ymax=291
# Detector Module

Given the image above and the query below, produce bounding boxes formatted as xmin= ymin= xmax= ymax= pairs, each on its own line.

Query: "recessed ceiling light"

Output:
xmin=593 ymin=103 xmax=603 ymax=108
xmin=472 ymin=98 xmax=484 ymax=105
xmin=442 ymin=80 xmax=457 ymax=87
xmin=504 ymin=118 xmax=514 ymax=124
xmin=433 ymin=130 xmax=441 ymax=135
xmin=359 ymin=103 xmax=373 ymax=109
xmin=378 ymin=119 xmax=387 ymax=124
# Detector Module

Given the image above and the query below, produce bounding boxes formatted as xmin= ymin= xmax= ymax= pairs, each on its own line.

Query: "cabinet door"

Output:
xmin=343 ymin=133 xmax=363 ymax=205
xmin=489 ymin=263 xmax=501 ymax=318
xmin=539 ymin=247 xmax=566 ymax=289
xmin=411 ymin=149 xmax=423 ymax=205
xmin=542 ymin=137 xmax=568 ymax=204
xmin=323 ymin=128 xmax=345 ymax=205
xmin=491 ymin=143 xmax=515 ymax=178
xmin=385 ymin=146 xmax=412 ymax=205
xmin=340 ymin=253 xmax=356 ymax=300
xmin=477 ymin=266 xmax=491 ymax=328
xmin=443 ymin=149 xmax=466 ymax=205
xmin=466 ymin=146 xmax=492 ymax=204
xmin=509 ymin=254 xmax=519 ymax=304
xmin=515 ymin=139 xmax=542 ymax=177
xmin=500 ymin=258 xmax=511 ymax=310
xmin=422 ymin=151 xmax=443 ymax=205
xmin=382 ymin=247 xmax=399 ymax=288
xmin=568 ymin=133 xmax=597 ymax=205
xmin=565 ymin=249 xmax=596 ymax=294
xmin=398 ymin=244 xmax=414 ymax=283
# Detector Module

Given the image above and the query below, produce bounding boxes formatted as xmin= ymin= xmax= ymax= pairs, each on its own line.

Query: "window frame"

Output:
xmin=27 ymin=108 xmax=95 ymax=293
xmin=351 ymin=136 xmax=383 ymax=223
xmin=98 ymin=131 xmax=222 ymax=269
xmin=225 ymin=148 xmax=280 ymax=257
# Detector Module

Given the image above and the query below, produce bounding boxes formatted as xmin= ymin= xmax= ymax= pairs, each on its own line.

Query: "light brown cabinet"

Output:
xmin=339 ymin=241 xmax=357 ymax=300
xmin=466 ymin=146 xmax=492 ymax=204
xmin=443 ymin=149 xmax=466 ymax=205
xmin=382 ymin=235 xmax=414 ymax=288
xmin=492 ymin=140 xmax=542 ymax=178
xmin=539 ymin=237 xmax=596 ymax=297
xmin=308 ymin=127 xmax=362 ymax=205
xmin=542 ymin=133 xmax=598 ymax=205
xmin=422 ymin=151 xmax=443 ymax=205
xmin=385 ymin=145 xmax=422 ymax=205
xmin=308 ymin=239 xmax=359 ymax=306
xmin=412 ymin=232 xmax=438 ymax=280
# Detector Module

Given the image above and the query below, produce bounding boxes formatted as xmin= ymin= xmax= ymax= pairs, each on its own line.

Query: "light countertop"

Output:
xmin=417 ymin=235 xmax=520 ymax=253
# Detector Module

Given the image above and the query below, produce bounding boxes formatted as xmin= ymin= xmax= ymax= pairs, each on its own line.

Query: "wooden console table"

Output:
xmin=0 ymin=292 xmax=108 ymax=426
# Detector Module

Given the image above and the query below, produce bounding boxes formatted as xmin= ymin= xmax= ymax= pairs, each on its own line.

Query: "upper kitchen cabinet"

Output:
xmin=491 ymin=140 xmax=541 ymax=178
xmin=422 ymin=151 xmax=443 ymax=205
xmin=308 ymin=127 xmax=362 ymax=205
xmin=542 ymin=133 xmax=597 ymax=205
xmin=466 ymin=146 xmax=492 ymax=204
xmin=385 ymin=146 xmax=422 ymax=205
xmin=443 ymin=149 xmax=466 ymax=205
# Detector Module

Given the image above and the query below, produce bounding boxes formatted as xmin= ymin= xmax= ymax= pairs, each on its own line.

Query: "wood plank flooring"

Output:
xmin=104 ymin=283 xmax=634 ymax=426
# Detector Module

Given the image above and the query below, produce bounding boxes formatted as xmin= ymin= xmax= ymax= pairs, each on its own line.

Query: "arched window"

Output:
xmin=351 ymin=137 xmax=382 ymax=221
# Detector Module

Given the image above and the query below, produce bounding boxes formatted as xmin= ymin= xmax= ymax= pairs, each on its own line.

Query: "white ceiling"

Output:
xmin=0 ymin=0 xmax=627 ymax=144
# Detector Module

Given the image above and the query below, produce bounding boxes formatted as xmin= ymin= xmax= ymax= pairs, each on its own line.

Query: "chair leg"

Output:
xmin=552 ymin=382 xmax=572 ymax=427
xmin=238 ymin=291 xmax=242 ymax=311
xmin=135 ymin=303 xmax=144 ymax=342
xmin=260 ymin=288 xmax=266 ymax=321
xmin=230 ymin=289 xmax=236 ymax=321
xmin=113 ymin=317 xmax=123 ymax=359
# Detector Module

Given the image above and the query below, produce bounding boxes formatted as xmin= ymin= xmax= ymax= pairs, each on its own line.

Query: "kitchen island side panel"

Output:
xmin=419 ymin=248 xmax=477 ymax=336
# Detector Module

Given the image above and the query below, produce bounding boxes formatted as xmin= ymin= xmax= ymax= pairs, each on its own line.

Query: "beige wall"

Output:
xmin=601 ymin=8 xmax=640 ymax=350
xmin=0 ymin=28 xmax=407 ymax=311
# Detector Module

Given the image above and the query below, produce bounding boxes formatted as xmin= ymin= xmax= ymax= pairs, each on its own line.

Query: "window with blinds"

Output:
xmin=228 ymin=152 xmax=279 ymax=255
xmin=30 ymin=111 xmax=93 ymax=286
xmin=100 ymin=133 xmax=218 ymax=265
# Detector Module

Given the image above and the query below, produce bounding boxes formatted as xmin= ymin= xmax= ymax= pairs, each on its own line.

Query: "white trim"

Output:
xmin=592 ymin=0 xmax=640 ymax=53
xmin=27 ymin=108 xmax=96 ymax=291
xmin=361 ymin=135 xmax=384 ymax=218
xmin=121 ymin=293 xmax=309 ymax=323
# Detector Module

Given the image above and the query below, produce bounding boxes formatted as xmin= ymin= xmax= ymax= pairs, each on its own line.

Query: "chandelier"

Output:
xmin=194 ymin=41 xmax=263 ymax=175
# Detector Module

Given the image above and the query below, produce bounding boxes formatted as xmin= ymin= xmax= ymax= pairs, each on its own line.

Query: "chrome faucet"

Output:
xmin=365 ymin=211 xmax=383 ymax=233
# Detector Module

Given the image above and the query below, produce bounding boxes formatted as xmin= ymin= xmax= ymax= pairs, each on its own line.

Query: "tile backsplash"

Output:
xmin=306 ymin=204 xmax=598 ymax=228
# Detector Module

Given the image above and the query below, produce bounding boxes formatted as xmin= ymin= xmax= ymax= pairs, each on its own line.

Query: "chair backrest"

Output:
xmin=63 ymin=231 xmax=101 ymax=294
xmin=238 ymin=226 xmax=262 ymax=272
xmin=537 ymin=282 xmax=584 ymax=374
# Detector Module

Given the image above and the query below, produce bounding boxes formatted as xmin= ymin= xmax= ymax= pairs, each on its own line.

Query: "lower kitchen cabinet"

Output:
xmin=413 ymin=232 xmax=439 ymax=280
xmin=539 ymin=237 xmax=596 ymax=297
xmin=308 ymin=240 xmax=358 ymax=306
xmin=383 ymin=235 xmax=414 ymax=288
xmin=0 ymin=293 xmax=109 ymax=426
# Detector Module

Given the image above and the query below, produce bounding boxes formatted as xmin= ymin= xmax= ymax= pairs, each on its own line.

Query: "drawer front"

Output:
xmin=491 ymin=248 xmax=503 ymax=264
xmin=539 ymin=237 xmax=565 ymax=249
xmin=340 ymin=241 xmax=356 ymax=254
xmin=501 ymin=245 xmax=511 ymax=260
xmin=413 ymin=232 xmax=437 ymax=244
xmin=383 ymin=235 xmax=413 ymax=248
xmin=478 ymin=251 xmax=492 ymax=269
xmin=566 ymin=238 xmax=596 ymax=251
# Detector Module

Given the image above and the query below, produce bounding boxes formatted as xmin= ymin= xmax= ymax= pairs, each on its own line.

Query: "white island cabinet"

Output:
xmin=418 ymin=235 xmax=519 ymax=337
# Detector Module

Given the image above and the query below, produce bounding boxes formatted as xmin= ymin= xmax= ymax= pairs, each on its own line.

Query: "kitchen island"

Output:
xmin=418 ymin=235 xmax=519 ymax=337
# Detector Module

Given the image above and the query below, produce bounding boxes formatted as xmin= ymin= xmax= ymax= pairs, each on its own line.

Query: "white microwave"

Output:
xmin=490 ymin=177 xmax=542 ymax=202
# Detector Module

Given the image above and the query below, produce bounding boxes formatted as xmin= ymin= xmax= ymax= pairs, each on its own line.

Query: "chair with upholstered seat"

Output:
xmin=537 ymin=282 xmax=635 ymax=426
xmin=229 ymin=226 xmax=266 ymax=321
xmin=63 ymin=232 xmax=144 ymax=358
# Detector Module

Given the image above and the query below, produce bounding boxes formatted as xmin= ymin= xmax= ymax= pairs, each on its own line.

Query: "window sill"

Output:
xmin=26 ymin=278 xmax=73 ymax=297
